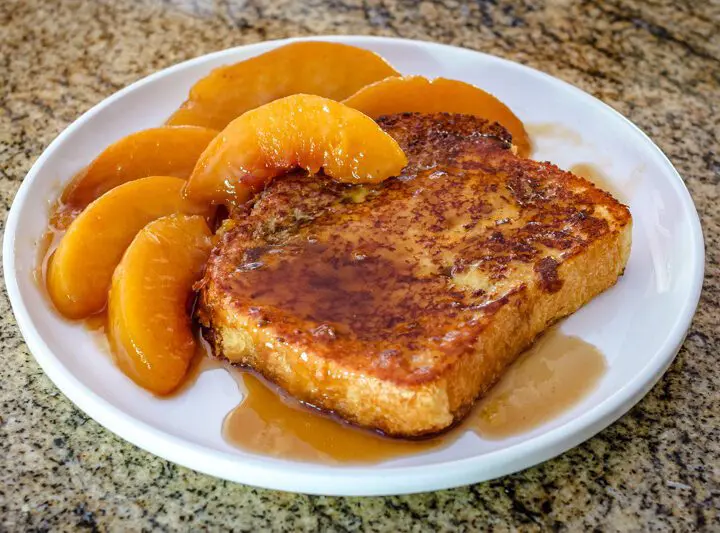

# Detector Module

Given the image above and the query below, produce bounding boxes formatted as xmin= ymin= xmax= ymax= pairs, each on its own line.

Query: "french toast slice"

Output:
xmin=197 ymin=113 xmax=632 ymax=438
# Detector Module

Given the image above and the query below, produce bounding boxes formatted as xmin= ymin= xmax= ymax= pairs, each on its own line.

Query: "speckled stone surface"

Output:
xmin=1 ymin=0 xmax=718 ymax=530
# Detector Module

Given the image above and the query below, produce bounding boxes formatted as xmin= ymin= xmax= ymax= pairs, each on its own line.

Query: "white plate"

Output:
xmin=3 ymin=36 xmax=704 ymax=496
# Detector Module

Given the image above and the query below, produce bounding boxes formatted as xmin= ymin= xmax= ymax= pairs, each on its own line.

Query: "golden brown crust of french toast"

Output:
xmin=197 ymin=113 xmax=632 ymax=438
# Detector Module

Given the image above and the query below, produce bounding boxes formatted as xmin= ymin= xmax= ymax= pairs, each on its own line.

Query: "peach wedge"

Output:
xmin=54 ymin=126 xmax=217 ymax=228
xmin=166 ymin=41 xmax=399 ymax=130
xmin=344 ymin=76 xmax=531 ymax=157
xmin=109 ymin=215 xmax=212 ymax=395
xmin=185 ymin=94 xmax=408 ymax=206
xmin=47 ymin=176 xmax=210 ymax=319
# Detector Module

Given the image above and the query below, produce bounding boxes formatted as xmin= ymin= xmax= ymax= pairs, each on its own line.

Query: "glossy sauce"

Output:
xmin=526 ymin=124 xmax=628 ymax=203
xmin=194 ymin=328 xmax=607 ymax=463
xmin=172 ymin=341 xmax=447 ymax=463
xmin=45 ymin=166 xmax=91 ymax=231
xmin=472 ymin=328 xmax=606 ymax=439
xmin=222 ymin=371 xmax=447 ymax=463
xmin=570 ymin=163 xmax=626 ymax=203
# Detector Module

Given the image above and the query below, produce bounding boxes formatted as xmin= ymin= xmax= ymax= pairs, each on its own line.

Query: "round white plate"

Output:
xmin=3 ymin=36 xmax=704 ymax=496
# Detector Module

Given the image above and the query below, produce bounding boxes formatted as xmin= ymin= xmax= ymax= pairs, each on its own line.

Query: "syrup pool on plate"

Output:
xmin=472 ymin=328 xmax=606 ymax=439
xmin=184 ymin=346 xmax=450 ymax=464
xmin=184 ymin=328 xmax=607 ymax=464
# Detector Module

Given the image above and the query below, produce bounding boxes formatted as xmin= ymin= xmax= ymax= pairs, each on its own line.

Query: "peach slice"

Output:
xmin=54 ymin=126 xmax=217 ymax=229
xmin=166 ymin=41 xmax=399 ymax=130
xmin=344 ymin=76 xmax=531 ymax=157
xmin=108 ymin=215 xmax=212 ymax=395
xmin=47 ymin=176 xmax=210 ymax=319
xmin=185 ymin=94 xmax=408 ymax=206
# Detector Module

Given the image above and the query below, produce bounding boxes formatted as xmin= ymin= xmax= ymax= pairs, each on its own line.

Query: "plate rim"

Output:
xmin=2 ymin=35 xmax=705 ymax=496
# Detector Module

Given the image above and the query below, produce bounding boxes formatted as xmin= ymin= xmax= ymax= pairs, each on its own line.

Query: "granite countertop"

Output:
xmin=1 ymin=0 xmax=718 ymax=530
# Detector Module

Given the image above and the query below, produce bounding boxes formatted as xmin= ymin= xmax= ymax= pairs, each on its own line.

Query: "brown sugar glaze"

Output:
xmin=184 ymin=327 xmax=606 ymax=463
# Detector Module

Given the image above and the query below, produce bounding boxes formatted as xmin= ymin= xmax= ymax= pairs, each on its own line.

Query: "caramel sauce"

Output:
xmin=472 ymin=328 xmax=606 ymax=439
xmin=570 ymin=163 xmax=626 ymax=203
xmin=175 ymin=339 xmax=448 ymax=463
xmin=223 ymin=372 xmax=447 ymax=463
xmin=50 ymin=202 xmax=82 ymax=232
xmin=180 ymin=328 xmax=606 ymax=463
xmin=167 ymin=336 xmax=226 ymax=397
xmin=51 ymin=169 xmax=88 ymax=231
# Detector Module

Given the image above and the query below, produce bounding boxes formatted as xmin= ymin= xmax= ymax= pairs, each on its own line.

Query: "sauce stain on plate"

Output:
xmin=83 ymin=310 xmax=111 ymax=353
xmin=180 ymin=342 xmax=449 ymax=463
xmin=570 ymin=163 xmax=626 ymax=203
xmin=223 ymin=371 xmax=448 ymax=463
xmin=190 ymin=328 xmax=607 ymax=463
xmin=472 ymin=328 xmax=606 ymax=439
xmin=526 ymin=123 xmax=583 ymax=147
xmin=33 ymin=228 xmax=62 ymax=291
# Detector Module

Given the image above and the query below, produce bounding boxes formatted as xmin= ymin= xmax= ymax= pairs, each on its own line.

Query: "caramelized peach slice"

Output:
xmin=108 ymin=215 xmax=212 ymax=395
xmin=344 ymin=76 xmax=531 ymax=157
xmin=47 ymin=176 xmax=210 ymax=319
xmin=54 ymin=126 xmax=217 ymax=228
xmin=166 ymin=41 xmax=399 ymax=130
xmin=185 ymin=94 xmax=408 ymax=206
